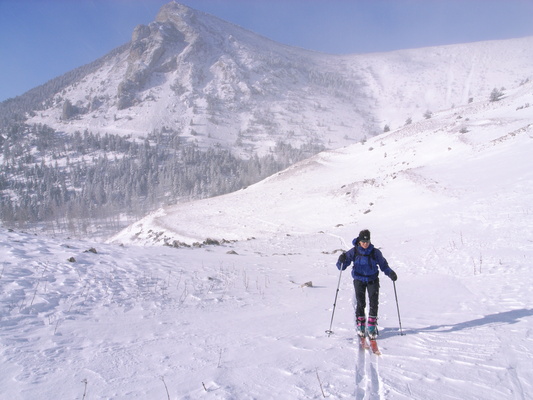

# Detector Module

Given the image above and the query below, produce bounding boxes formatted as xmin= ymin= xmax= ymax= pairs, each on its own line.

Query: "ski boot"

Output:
xmin=367 ymin=316 xmax=379 ymax=339
xmin=356 ymin=316 xmax=366 ymax=338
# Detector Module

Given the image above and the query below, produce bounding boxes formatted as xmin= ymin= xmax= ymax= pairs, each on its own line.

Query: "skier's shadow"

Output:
xmin=378 ymin=308 xmax=533 ymax=338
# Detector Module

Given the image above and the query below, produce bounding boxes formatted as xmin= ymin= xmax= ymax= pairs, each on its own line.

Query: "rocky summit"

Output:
xmin=3 ymin=2 xmax=531 ymax=157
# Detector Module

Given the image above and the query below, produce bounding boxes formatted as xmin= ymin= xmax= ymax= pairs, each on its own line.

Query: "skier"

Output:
xmin=336 ymin=229 xmax=397 ymax=339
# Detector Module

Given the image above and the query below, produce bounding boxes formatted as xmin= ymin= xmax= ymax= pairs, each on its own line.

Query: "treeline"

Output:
xmin=0 ymin=123 xmax=324 ymax=235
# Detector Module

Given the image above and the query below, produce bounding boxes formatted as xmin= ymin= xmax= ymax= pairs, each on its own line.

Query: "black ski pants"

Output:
xmin=354 ymin=278 xmax=380 ymax=318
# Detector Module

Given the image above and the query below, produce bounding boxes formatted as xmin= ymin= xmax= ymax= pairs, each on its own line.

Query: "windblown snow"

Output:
xmin=1 ymin=69 xmax=532 ymax=399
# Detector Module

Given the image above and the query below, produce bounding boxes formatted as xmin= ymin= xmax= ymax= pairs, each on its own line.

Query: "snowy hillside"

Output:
xmin=2 ymin=70 xmax=532 ymax=398
xmin=2 ymin=224 xmax=532 ymax=400
xmin=110 ymin=78 xmax=533 ymax=250
xmin=20 ymin=1 xmax=533 ymax=157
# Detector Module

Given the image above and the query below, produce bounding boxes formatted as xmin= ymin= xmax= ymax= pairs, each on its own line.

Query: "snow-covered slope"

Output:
xmin=110 ymin=78 xmax=533 ymax=251
xmin=2 ymin=3 xmax=533 ymax=398
xmin=22 ymin=1 xmax=533 ymax=157
xmin=347 ymin=36 xmax=533 ymax=128
xmin=1 ymin=80 xmax=532 ymax=399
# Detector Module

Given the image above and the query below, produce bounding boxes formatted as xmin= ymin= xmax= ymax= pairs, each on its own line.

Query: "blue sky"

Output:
xmin=1 ymin=0 xmax=533 ymax=101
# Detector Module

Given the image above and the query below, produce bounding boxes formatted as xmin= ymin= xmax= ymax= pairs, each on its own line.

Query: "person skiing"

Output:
xmin=336 ymin=229 xmax=397 ymax=339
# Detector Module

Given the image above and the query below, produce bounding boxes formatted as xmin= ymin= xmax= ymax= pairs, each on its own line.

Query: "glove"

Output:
xmin=337 ymin=252 xmax=346 ymax=264
xmin=389 ymin=270 xmax=398 ymax=282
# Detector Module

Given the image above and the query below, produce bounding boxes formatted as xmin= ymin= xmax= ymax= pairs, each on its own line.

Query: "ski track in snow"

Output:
xmin=355 ymin=343 xmax=383 ymax=400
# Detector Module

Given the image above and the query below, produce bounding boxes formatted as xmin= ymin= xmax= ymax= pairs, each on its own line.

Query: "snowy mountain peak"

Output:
xmin=118 ymin=3 xmax=221 ymax=110
xmin=155 ymin=1 xmax=208 ymax=29
xmin=156 ymin=0 xmax=190 ymax=19
xmin=16 ymin=0 xmax=532 ymax=158
xmin=13 ymin=2 xmax=533 ymax=158
xmin=121 ymin=0 xmax=285 ymax=113
xmin=26 ymin=0 xmax=377 ymax=154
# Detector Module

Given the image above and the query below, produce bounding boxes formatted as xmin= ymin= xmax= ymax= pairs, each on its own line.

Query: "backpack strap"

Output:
xmin=355 ymin=247 xmax=376 ymax=260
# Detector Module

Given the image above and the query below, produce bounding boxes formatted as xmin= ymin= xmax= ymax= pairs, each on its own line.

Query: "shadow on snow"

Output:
xmin=379 ymin=308 xmax=533 ymax=338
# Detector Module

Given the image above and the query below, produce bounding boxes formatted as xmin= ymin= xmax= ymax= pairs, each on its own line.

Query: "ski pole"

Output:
xmin=326 ymin=267 xmax=343 ymax=337
xmin=393 ymin=281 xmax=405 ymax=336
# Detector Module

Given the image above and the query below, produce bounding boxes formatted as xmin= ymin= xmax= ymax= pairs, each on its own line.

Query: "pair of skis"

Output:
xmin=359 ymin=336 xmax=381 ymax=355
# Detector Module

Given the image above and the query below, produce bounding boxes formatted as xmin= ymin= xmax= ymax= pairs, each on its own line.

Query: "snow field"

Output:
xmin=2 ymin=69 xmax=533 ymax=400
xmin=1 ymin=224 xmax=532 ymax=399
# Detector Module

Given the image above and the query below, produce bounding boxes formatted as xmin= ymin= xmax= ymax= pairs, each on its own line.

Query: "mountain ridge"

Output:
xmin=1 ymin=2 xmax=532 ymax=237
xmin=1 ymin=2 xmax=529 ymax=157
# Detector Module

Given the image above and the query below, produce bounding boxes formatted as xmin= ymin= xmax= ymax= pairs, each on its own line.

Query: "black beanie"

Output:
xmin=358 ymin=229 xmax=371 ymax=242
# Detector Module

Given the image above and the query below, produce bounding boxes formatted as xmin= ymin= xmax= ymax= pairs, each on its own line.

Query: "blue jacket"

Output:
xmin=336 ymin=243 xmax=393 ymax=282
